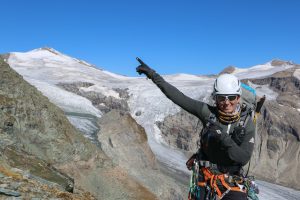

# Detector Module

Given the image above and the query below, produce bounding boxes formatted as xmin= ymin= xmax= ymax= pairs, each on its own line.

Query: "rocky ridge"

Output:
xmin=0 ymin=58 xmax=157 ymax=199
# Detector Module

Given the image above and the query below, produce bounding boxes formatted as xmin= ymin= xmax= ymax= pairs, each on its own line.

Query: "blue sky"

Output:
xmin=1 ymin=0 xmax=300 ymax=76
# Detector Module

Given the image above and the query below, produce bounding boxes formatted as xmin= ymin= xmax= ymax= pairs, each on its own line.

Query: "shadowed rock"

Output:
xmin=0 ymin=58 xmax=158 ymax=199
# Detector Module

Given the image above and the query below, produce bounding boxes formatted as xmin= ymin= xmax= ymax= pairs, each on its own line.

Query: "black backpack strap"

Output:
xmin=238 ymin=107 xmax=254 ymax=128
xmin=197 ymin=112 xmax=217 ymax=148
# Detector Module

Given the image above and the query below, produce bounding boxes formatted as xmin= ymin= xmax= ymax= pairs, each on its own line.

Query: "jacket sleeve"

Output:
xmin=220 ymin=121 xmax=255 ymax=166
xmin=151 ymin=72 xmax=210 ymax=121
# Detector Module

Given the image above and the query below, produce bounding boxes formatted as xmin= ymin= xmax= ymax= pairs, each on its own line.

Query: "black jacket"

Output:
xmin=151 ymin=72 xmax=255 ymax=174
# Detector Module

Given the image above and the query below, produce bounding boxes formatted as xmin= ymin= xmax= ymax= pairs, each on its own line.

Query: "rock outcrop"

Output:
xmin=98 ymin=110 xmax=187 ymax=200
xmin=249 ymin=69 xmax=300 ymax=190
xmin=57 ymin=82 xmax=130 ymax=114
xmin=0 ymin=58 xmax=157 ymax=199
xmin=156 ymin=110 xmax=200 ymax=156
xmin=0 ymin=150 xmax=95 ymax=199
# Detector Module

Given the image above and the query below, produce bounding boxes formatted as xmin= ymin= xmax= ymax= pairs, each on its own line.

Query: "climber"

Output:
xmin=136 ymin=57 xmax=259 ymax=200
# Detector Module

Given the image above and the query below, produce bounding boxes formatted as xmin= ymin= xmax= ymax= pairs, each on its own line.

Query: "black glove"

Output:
xmin=136 ymin=57 xmax=156 ymax=79
xmin=205 ymin=120 xmax=227 ymax=141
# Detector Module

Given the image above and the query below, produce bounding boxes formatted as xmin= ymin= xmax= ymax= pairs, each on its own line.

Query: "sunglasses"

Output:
xmin=216 ymin=95 xmax=238 ymax=102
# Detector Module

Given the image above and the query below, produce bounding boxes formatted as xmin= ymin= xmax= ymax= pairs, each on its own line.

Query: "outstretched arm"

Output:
xmin=136 ymin=57 xmax=209 ymax=120
xmin=151 ymin=72 xmax=202 ymax=117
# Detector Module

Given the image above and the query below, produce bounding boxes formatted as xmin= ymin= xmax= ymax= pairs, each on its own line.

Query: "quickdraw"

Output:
xmin=244 ymin=176 xmax=259 ymax=200
xmin=188 ymin=160 xmax=202 ymax=200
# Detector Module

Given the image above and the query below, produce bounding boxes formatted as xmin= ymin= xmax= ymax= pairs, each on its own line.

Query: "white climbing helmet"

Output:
xmin=213 ymin=74 xmax=242 ymax=96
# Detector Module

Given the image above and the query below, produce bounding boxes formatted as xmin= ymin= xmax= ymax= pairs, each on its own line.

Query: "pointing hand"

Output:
xmin=136 ymin=57 xmax=156 ymax=79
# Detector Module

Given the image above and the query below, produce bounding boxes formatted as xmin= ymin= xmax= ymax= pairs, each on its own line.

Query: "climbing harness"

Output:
xmin=188 ymin=160 xmax=260 ymax=200
xmin=188 ymin=159 xmax=247 ymax=200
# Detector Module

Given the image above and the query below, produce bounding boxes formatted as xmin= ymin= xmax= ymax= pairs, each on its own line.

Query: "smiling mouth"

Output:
xmin=222 ymin=107 xmax=233 ymax=112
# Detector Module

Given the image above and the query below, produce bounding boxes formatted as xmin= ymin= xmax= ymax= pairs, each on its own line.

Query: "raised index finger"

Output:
xmin=136 ymin=57 xmax=146 ymax=65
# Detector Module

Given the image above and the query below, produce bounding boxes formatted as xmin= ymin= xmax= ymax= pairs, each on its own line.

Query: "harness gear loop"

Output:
xmin=198 ymin=167 xmax=246 ymax=200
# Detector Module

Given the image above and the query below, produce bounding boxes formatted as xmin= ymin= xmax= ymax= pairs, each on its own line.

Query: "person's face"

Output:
xmin=216 ymin=95 xmax=240 ymax=113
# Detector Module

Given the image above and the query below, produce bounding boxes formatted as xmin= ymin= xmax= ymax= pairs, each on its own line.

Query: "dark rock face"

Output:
xmin=155 ymin=95 xmax=214 ymax=157
xmin=0 ymin=160 xmax=95 ymax=199
xmin=156 ymin=110 xmax=201 ymax=155
xmin=3 ymin=146 xmax=74 ymax=192
xmin=57 ymin=82 xmax=130 ymax=113
xmin=250 ymin=72 xmax=300 ymax=109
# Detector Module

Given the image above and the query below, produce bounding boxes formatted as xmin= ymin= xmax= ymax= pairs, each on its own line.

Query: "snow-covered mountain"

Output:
xmin=5 ymin=47 xmax=300 ymax=199
xmin=7 ymin=47 xmax=214 ymax=171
